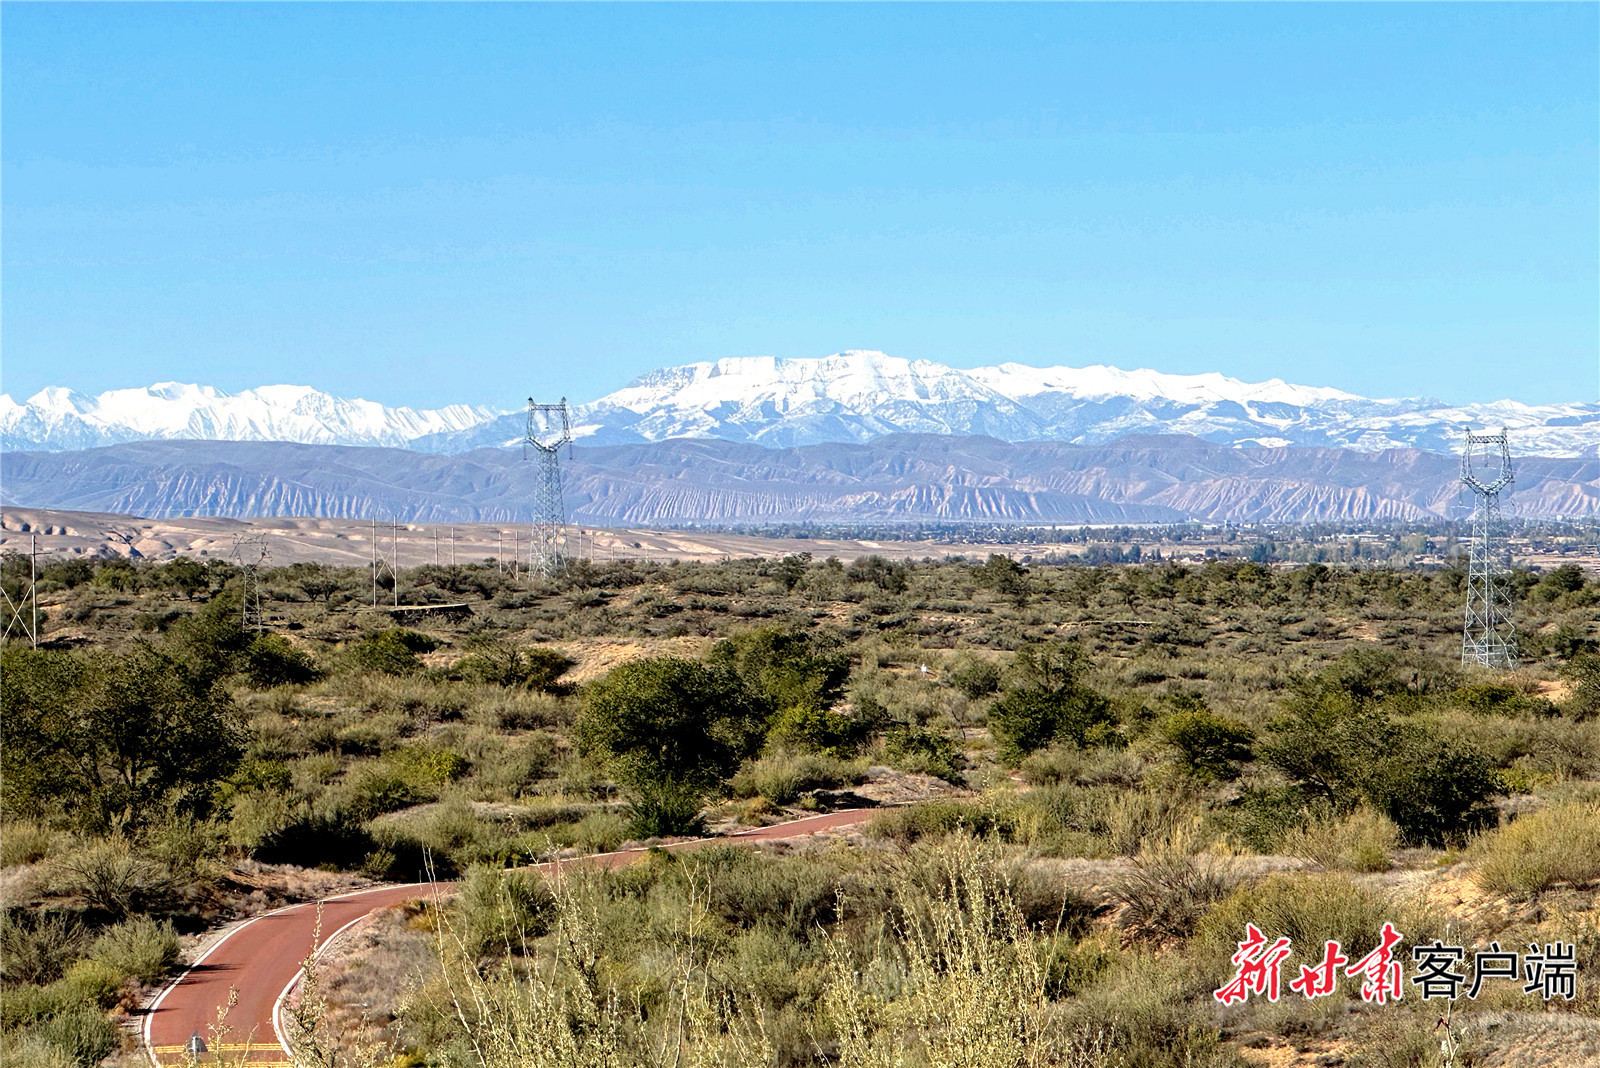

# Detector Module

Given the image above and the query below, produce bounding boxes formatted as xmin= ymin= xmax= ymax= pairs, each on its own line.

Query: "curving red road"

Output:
xmin=142 ymin=809 xmax=877 ymax=1068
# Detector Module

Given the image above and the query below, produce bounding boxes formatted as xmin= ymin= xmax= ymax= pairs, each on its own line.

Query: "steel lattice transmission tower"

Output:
xmin=231 ymin=533 xmax=271 ymax=631
xmin=1460 ymin=428 xmax=1516 ymax=669
xmin=524 ymin=397 xmax=574 ymax=578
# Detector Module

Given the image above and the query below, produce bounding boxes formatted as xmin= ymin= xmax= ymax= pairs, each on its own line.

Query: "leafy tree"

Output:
xmin=986 ymin=643 xmax=1112 ymax=763
xmin=977 ymin=554 xmax=1029 ymax=600
xmin=576 ymin=657 xmax=765 ymax=796
xmin=1160 ymin=704 xmax=1254 ymax=781
xmin=846 ymin=554 xmax=908 ymax=593
xmin=1 ymin=644 xmax=245 ymax=829
xmin=773 ymin=552 xmax=812 ymax=593
xmin=1527 ymin=563 xmax=1587 ymax=604
xmin=708 ymin=627 xmax=851 ymax=721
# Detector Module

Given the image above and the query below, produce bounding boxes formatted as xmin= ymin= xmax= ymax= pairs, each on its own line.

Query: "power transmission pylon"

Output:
xmin=525 ymin=397 xmax=573 ymax=578
xmin=1460 ymin=428 xmax=1516 ymax=669
xmin=231 ymin=533 xmax=271 ymax=631
xmin=2 ymin=532 xmax=41 ymax=648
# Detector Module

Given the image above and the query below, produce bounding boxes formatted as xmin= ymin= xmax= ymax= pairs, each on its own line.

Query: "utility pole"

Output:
xmin=371 ymin=518 xmax=378 ymax=606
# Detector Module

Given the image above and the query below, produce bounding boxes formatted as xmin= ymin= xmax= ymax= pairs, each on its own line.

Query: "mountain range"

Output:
xmin=5 ymin=351 xmax=1596 ymax=458
xmin=3 ymin=435 xmax=1595 ymax=525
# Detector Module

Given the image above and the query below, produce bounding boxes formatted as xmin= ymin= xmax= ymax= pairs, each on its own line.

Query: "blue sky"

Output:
xmin=3 ymin=4 xmax=1595 ymax=410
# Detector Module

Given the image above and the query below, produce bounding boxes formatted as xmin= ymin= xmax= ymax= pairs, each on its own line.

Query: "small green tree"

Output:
xmin=1 ymin=644 xmax=245 ymax=829
xmin=1160 ymin=705 xmax=1254 ymax=781
xmin=985 ymin=643 xmax=1112 ymax=763
xmin=576 ymin=658 xmax=766 ymax=834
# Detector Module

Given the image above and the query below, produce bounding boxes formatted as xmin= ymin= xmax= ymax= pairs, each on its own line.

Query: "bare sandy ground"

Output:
xmin=0 ymin=506 xmax=1068 ymax=567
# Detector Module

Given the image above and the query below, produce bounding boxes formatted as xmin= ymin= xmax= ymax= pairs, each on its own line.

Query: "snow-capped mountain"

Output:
xmin=4 ymin=351 xmax=1596 ymax=457
xmin=548 ymin=351 xmax=1596 ymax=457
xmin=0 ymin=383 xmax=501 ymax=452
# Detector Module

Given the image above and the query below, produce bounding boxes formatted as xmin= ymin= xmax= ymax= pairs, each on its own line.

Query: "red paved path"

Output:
xmin=142 ymin=809 xmax=877 ymax=1067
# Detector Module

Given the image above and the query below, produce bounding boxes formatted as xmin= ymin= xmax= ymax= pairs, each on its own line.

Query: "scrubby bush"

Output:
xmin=0 ymin=913 xmax=86 ymax=985
xmin=624 ymin=779 xmax=706 ymax=838
xmin=881 ymin=725 xmax=967 ymax=784
xmin=731 ymin=752 xmax=865 ymax=806
xmin=348 ymin=629 xmax=437 ymax=675
xmin=46 ymin=839 xmax=172 ymax=919
xmin=242 ymin=634 xmax=319 ymax=688
xmin=1113 ymin=826 xmax=1237 ymax=941
xmin=1470 ymin=800 xmax=1600 ymax=897
xmin=86 ymin=916 xmax=181 ymax=984
xmin=1282 ymin=806 xmax=1399 ymax=873
xmin=454 ymin=865 xmax=556 ymax=958
xmin=1158 ymin=704 xmax=1253 ymax=781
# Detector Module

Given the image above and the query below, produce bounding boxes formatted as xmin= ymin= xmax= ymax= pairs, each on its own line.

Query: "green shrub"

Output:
xmin=1 ymin=822 xmax=60 ymax=867
xmin=348 ymin=629 xmax=436 ymax=675
xmin=1262 ymin=697 xmax=1501 ymax=845
xmin=0 ymin=913 xmax=86 ymax=985
xmin=1112 ymin=828 xmax=1236 ymax=941
xmin=946 ymin=659 xmax=1001 ymax=699
xmin=3 ymin=1031 xmax=80 ymax=1068
xmin=1158 ymin=708 xmax=1253 ymax=781
xmin=25 ymin=1005 xmax=121 ymax=1068
xmin=881 ymin=725 xmax=967 ymax=784
xmin=453 ymin=644 xmax=574 ymax=692
xmin=625 ymin=779 xmax=705 ymax=839
xmin=985 ymin=645 xmax=1112 ymax=762
xmin=455 ymin=865 xmax=556 ymax=958
xmin=731 ymin=751 xmax=865 ymax=805
xmin=242 ymin=634 xmax=319 ymax=688
xmin=86 ymin=915 xmax=180 ymax=984
xmin=1562 ymin=652 xmax=1600 ymax=721
xmin=1196 ymin=873 xmax=1393 ymax=975
xmin=59 ymin=959 xmax=123 ymax=1007
xmin=254 ymin=809 xmax=375 ymax=870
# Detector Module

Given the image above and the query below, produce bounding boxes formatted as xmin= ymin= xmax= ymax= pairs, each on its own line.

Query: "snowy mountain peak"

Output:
xmin=4 ymin=353 xmax=1596 ymax=457
xmin=2 ymin=382 xmax=504 ymax=452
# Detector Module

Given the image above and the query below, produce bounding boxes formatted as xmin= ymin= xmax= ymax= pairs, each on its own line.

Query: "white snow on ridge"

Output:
xmin=4 ymin=350 xmax=1596 ymax=457
xmin=967 ymin=361 xmax=1365 ymax=407
xmin=2 ymin=382 xmax=504 ymax=451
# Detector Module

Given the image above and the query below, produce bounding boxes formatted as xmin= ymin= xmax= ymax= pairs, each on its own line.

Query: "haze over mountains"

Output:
xmin=6 ymin=351 xmax=1597 ymax=457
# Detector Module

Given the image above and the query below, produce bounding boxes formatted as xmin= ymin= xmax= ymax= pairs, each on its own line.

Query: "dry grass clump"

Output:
xmin=1282 ymin=806 xmax=1399 ymax=873
xmin=1112 ymin=823 xmax=1238 ymax=942
xmin=1470 ymin=800 xmax=1600 ymax=898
